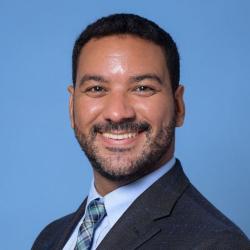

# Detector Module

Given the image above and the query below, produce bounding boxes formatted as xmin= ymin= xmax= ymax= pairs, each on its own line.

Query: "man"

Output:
xmin=32 ymin=13 xmax=250 ymax=250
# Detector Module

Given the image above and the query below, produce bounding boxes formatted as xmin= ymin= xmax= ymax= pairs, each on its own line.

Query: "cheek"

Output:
xmin=73 ymin=98 xmax=104 ymax=128
xmin=133 ymin=97 xmax=174 ymax=126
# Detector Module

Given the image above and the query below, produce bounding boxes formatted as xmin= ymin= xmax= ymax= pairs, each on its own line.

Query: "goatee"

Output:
xmin=74 ymin=119 xmax=175 ymax=182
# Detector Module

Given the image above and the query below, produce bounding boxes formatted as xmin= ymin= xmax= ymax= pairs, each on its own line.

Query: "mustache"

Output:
xmin=91 ymin=120 xmax=151 ymax=134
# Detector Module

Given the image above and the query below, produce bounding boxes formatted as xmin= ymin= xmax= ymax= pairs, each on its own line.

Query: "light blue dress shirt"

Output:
xmin=63 ymin=157 xmax=175 ymax=250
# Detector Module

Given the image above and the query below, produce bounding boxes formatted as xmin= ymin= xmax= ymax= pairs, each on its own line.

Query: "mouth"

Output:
xmin=98 ymin=130 xmax=144 ymax=148
xmin=102 ymin=132 xmax=137 ymax=140
xmin=92 ymin=121 xmax=151 ymax=149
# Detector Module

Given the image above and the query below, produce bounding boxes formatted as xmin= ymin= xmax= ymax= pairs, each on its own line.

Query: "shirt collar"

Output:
xmin=87 ymin=157 xmax=175 ymax=228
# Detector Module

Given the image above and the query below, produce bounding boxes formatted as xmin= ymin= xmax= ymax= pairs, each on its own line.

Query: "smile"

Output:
xmin=102 ymin=132 xmax=137 ymax=140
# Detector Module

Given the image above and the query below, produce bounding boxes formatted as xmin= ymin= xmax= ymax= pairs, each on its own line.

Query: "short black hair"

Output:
xmin=72 ymin=13 xmax=180 ymax=91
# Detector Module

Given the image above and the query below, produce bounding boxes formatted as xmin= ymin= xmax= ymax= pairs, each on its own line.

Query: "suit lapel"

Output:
xmin=97 ymin=160 xmax=190 ymax=250
xmin=53 ymin=198 xmax=87 ymax=250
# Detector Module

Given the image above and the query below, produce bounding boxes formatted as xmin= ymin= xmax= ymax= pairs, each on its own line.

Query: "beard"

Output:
xmin=74 ymin=118 xmax=176 ymax=182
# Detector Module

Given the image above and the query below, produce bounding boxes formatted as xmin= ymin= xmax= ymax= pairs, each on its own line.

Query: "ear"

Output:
xmin=174 ymin=85 xmax=185 ymax=127
xmin=68 ymin=85 xmax=75 ymax=128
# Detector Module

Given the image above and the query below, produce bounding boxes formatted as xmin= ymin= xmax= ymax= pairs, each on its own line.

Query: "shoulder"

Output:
xmin=31 ymin=213 xmax=75 ymax=250
xmin=181 ymin=184 xmax=244 ymax=231
xmin=168 ymin=183 xmax=250 ymax=248
xmin=144 ymin=183 xmax=250 ymax=249
xmin=31 ymin=198 xmax=87 ymax=250
xmin=142 ymin=160 xmax=249 ymax=247
xmin=193 ymin=230 xmax=250 ymax=250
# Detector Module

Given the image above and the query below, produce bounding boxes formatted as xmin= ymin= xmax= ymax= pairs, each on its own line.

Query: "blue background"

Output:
xmin=0 ymin=1 xmax=249 ymax=249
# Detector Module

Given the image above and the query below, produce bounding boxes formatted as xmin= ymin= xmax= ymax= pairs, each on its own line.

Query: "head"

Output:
xmin=68 ymin=14 xmax=185 ymax=192
xmin=72 ymin=13 xmax=180 ymax=93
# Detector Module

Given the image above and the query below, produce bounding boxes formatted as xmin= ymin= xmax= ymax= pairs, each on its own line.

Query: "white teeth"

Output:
xmin=102 ymin=132 xmax=137 ymax=140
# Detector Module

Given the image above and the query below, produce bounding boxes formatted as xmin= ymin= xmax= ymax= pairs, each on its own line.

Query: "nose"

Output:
xmin=102 ymin=93 xmax=136 ymax=123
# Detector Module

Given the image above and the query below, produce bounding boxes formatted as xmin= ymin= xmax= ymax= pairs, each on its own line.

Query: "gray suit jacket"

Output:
xmin=32 ymin=160 xmax=250 ymax=249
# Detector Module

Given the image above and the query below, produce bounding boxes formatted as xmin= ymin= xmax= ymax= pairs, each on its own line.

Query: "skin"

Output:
xmin=68 ymin=35 xmax=185 ymax=196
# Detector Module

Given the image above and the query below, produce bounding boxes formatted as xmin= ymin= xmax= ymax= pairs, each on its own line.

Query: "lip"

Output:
xmin=98 ymin=131 xmax=144 ymax=147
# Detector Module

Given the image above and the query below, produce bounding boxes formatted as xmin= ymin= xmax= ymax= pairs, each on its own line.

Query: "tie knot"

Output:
xmin=86 ymin=199 xmax=106 ymax=225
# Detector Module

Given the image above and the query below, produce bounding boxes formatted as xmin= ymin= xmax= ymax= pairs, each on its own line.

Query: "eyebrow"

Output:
xmin=129 ymin=74 xmax=163 ymax=85
xmin=78 ymin=74 xmax=109 ymax=87
xmin=78 ymin=73 xmax=163 ymax=87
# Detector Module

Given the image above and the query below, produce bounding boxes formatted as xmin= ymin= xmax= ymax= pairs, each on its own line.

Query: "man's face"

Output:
xmin=69 ymin=35 xmax=184 ymax=182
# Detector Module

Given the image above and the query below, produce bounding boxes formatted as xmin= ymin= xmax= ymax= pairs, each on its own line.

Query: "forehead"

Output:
xmin=76 ymin=35 xmax=169 ymax=82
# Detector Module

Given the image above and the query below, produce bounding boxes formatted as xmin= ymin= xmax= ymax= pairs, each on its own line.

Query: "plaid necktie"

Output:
xmin=74 ymin=199 xmax=106 ymax=250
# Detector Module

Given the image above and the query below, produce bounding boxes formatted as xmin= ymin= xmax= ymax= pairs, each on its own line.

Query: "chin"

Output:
xmin=88 ymin=152 xmax=159 ymax=182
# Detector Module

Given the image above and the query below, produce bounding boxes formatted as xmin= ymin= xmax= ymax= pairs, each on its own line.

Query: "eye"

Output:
xmin=84 ymin=85 xmax=107 ymax=97
xmin=133 ymin=85 xmax=156 ymax=96
xmin=88 ymin=86 xmax=104 ymax=92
